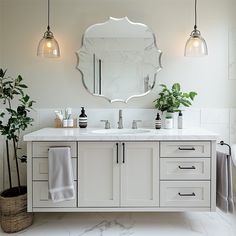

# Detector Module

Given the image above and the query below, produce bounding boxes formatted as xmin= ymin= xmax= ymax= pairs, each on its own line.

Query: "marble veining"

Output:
xmin=23 ymin=128 xmax=218 ymax=141
xmin=78 ymin=219 xmax=134 ymax=236
xmin=1 ymin=210 xmax=235 ymax=236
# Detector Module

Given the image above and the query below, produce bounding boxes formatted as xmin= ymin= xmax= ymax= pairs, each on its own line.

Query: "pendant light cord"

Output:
xmin=47 ymin=0 xmax=50 ymax=31
xmin=194 ymin=0 xmax=197 ymax=30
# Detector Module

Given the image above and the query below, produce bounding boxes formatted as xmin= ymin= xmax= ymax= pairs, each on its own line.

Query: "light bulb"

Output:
xmin=47 ymin=41 xmax=52 ymax=48
xmin=193 ymin=39 xmax=200 ymax=47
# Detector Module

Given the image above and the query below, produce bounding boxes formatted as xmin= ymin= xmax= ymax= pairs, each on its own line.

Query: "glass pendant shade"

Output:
xmin=184 ymin=0 xmax=208 ymax=57
xmin=37 ymin=0 xmax=60 ymax=58
xmin=184 ymin=29 xmax=208 ymax=57
xmin=37 ymin=30 xmax=60 ymax=58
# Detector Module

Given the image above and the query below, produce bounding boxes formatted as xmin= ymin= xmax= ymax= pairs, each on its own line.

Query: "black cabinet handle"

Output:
xmin=116 ymin=143 xmax=119 ymax=164
xmin=178 ymin=166 xmax=196 ymax=170
xmin=178 ymin=147 xmax=195 ymax=151
xmin=122 ymin=143 xmax=125 ymax=163
xmin=178 ymin=192 xmax=196 ymax=197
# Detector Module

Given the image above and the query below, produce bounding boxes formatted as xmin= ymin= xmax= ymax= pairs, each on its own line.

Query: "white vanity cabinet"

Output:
xmin=24 ymin=128 xmax=217 ymax=212
xmin=78 ymin=142 xmax=159 ymax=208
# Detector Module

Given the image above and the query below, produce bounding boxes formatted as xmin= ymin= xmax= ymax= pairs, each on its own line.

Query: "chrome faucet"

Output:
xmin=117 ymin=109 xmax=123 ymax=129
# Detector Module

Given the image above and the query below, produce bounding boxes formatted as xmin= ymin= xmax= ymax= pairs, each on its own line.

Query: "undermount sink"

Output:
xmin=91 ymin=129 xmax=151 ymax=135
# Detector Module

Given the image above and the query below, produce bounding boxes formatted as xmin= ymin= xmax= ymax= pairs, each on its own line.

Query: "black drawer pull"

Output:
xmin=116 ymin=143 xmax=119 ymax=164
xmin=178 ymin=147 xmax=196 ymax=151
xmin=178 ymin=166 xmax=196 ymax=170
xmin=178 ymin=192 xmax=196 ymax=197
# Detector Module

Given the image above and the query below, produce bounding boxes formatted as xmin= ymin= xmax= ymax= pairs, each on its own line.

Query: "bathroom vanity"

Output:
xmin=24 ymin=128 xmax=218 ymax=212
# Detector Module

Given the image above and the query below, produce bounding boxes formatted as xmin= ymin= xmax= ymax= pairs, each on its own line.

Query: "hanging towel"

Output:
xmin=216 ymin=151 xmax=234 ymax=213
xmin=231 ymin=144 xmax=236 ymax=167
xmin=48 ymin=147 xmax=75 ymax=202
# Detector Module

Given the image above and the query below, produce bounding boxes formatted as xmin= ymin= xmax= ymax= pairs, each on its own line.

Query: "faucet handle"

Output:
xmin=132 ymin=120 xmax=142 ymax=129
xmin=100 ymin=120 xmax=110 ymax=129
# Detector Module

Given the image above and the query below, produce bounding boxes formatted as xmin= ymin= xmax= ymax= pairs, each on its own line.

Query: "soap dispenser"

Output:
xmin=155 ymin=113 xmax=161 ymax=129
xmin=79 ymin=107 xmax=87 ymax=128
xmin=178 ymin=111 xmax=183 ymax=129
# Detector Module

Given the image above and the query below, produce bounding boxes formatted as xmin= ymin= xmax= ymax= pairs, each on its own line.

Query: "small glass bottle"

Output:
xmin=178 ymin=111 xmax=183 ymax=129
xmin=155 ymin=113 xmax=161 ymax=129
xmin=79 ymin=107 xmax=87 ymax=128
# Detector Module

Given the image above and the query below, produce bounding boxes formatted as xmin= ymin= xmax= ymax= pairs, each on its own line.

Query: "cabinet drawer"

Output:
xmin=160 ymin=181 xmax=210 ymax=207
xmin=32 ymin=142 xmax=77 ymax=157
xmin=33 ymin=181 xmax=77 ymax=208
xmin=160 ymin=158 xmax=210 ymax=180
xmin=33 ymin=158 xmax=77 ymax=181
xmin=160 ymin=142 xmax=211 ymax=158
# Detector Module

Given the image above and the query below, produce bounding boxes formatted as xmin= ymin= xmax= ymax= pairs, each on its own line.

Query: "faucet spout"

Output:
xmin=118 ymin=109 xmax=123 ymax=129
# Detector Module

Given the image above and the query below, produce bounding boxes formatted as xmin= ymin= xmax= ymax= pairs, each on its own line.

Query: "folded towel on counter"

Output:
xmin=216 ymin=151 xmax=234 ymax=213
xmin=48 ymin=147 xmax=75 ymax=202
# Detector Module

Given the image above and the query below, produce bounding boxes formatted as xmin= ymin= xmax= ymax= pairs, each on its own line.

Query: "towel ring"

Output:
xmin=219 ymin=141 xmax=231 ymax=156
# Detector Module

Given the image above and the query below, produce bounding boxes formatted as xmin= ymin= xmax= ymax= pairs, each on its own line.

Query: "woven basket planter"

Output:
xmin=0 ymin=186 xmax=33 ymax=233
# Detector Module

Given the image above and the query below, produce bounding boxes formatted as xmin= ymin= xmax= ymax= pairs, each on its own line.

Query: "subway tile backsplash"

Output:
xmin=201 ymin=108 xmax=230 ymax=124
xmin=15 ymin=107 xmax=236 ymax=147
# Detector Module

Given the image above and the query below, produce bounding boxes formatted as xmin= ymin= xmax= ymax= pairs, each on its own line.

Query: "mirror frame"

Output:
xmin=76 ymin=17 xmax=162 ymax=103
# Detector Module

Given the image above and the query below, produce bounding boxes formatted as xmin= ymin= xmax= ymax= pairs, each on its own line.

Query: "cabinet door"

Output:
xmin=121 ymin=142 xmax=159 ymax=207
xmin=78 ymin=142 xmax=120 ymax=207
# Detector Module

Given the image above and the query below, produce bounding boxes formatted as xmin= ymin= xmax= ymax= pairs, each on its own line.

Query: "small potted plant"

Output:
xmin=0 ymin=69 xmax=35 ymax=233
xmin=154 ymin=83 xmax=197 ymax=129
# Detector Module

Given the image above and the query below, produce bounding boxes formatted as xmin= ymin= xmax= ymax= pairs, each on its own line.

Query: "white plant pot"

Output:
xmin=67 ymin=119 xmax=74 ymax=127
xmin=165 ymin=117 xmax=174 ymax=129
xmin=63 ymin=119 xmax=68 ymax=128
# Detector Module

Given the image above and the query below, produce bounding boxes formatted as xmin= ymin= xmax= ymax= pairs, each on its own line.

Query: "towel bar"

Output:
xmin=47 ymin=146 xmax=71 ymax=151
xmin=219 ymin=141 xmax=231 ymax=156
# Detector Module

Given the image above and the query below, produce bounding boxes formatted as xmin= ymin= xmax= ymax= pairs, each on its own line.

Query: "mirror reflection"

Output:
xmin=77 ymin=17 xmax=162 ymax=103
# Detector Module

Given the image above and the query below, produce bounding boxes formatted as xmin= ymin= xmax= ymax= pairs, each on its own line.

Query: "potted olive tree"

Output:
xmin=154 ymin=83 xmax=197 ymax=129
xmin=0 ymin=69 xmax=35 ymax=233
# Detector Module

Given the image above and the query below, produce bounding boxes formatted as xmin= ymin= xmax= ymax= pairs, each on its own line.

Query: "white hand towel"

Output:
xmin=48 ymin=147 xmax=75 ymax=202
xmin=231 ymin=144 xmax=236 ymax=167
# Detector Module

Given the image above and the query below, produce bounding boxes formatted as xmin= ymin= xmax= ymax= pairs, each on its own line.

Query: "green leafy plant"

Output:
xmin=154 ymin=83 xmax=197 ymax=113
xmin=0 ymin=69 xmax=35 ymax=195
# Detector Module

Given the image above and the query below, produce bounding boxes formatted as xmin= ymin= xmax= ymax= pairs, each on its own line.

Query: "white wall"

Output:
xmin=0 ymin=0 xmax=235 ymax=109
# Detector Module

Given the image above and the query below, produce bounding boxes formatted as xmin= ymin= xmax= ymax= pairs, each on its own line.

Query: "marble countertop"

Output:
xmin=23 ymin=128 xmax=218 ymax=141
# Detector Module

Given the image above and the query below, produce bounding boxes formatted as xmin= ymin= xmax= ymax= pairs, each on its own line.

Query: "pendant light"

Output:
xmin=184 ymin=0 xmax=208 ymax=57
xmin=37 ymin=0 xmax=60 ymax=58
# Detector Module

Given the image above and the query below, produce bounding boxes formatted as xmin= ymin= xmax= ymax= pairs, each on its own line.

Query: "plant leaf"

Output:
xmin=18 ymin=84 xmax=28 ymax=88
xmin=172 ymin=83 xmax=180 ymax=92
xmin=189 ymin=91 xmax=197 ymax=100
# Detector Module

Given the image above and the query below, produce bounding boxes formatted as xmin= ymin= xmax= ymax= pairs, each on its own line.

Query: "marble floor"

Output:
xmin=0 ymin=210 xmax=236 ymax=236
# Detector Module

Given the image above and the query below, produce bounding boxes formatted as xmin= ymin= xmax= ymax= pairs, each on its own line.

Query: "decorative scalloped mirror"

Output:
xmin=76 ymin=17 xmax=162 ymax=103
